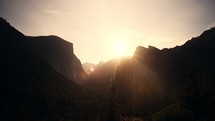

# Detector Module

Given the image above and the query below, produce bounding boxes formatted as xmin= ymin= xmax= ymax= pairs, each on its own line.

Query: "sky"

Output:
xmin=1 ymin=0 xmax=215 ymax=64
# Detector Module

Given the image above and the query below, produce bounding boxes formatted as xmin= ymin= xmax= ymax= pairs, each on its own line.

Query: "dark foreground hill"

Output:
xmin=0 ymin=17 xmax=106 ymax=121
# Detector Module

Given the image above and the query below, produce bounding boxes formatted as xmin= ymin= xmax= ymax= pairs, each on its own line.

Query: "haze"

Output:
xmin=1 ymin=0 xmax=215 ymax=63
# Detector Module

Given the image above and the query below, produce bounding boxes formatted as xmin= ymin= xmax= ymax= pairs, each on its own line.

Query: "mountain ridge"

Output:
xmin=0 ymin=17 xmax=87 ymax=84
xmin=0 ymin=17 xmax=103 ymax=121
xmin=1 ymin=16 xmax=215 ymax=120
xmin=27 ymin=35 xmax=87 ymax=84
xmin=114 ymin=26 xmax=215 ymax=116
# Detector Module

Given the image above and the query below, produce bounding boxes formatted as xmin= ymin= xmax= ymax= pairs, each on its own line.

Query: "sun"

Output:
xmin=90 ymin=68 xmax=94 ymax=72
xmin=113 ymin=39 xmax=129 ymax=58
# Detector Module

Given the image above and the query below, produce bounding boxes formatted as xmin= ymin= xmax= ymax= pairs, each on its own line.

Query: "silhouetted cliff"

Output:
xmin=0 ymin=17 xmax=103 ymax=121
xmin=114 ymin=27 xmax=215 ymax=118
xmin=133 ymin=27 xmax=215 ymax=85
xmin=28 ymin=35 xmax=87 ymax=84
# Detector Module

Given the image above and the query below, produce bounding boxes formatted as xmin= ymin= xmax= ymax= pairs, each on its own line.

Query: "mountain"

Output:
xmin=2 ymin=16 xmax=215 ymax=120
xmin=132 ymin=27 xmax=215 ymax=86
xmin=84 ymin=58 xmax=124 ymax=90
xmin=114 ymin=27 xmax=215 ymax=117
xmin=0 ymin=17 xmax=105 ymax=121
xmin=82 ymin=62 xmax=96 ymax=74
xmin=27 ymin=36 xmax=87 ymax=84
xmin=85 ymin=27 xmax=215 ymax=119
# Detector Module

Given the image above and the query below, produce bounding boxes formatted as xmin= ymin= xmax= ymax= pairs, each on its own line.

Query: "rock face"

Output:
xmin=0 ymin=17 xmax=82 ymax=120
xmin=28 ymin=36 xmax=87 ymax=84
xmin=120 ymin=27 xmax=215 ymax=88
xmin=0 ymin=17 xmax=106 ymax=121
xmin=114 ymin=27 xmax=215 ymax=115
xmin=0 ymin=17 xmax=86 ymax=85
xmin=132 ymin=27 xmax=215 ymax=85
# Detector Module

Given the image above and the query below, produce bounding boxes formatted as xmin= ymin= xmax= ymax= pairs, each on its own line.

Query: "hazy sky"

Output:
xmin=1 ymin=0 xmax=215 ymax=63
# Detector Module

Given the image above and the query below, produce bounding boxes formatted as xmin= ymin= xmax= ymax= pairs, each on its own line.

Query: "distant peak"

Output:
xmin=136 ymin=46 xmax=147 ymax=51
xmin=133 ymin=46 xmax=147 ymax=58
xmin=148 ymin=45 xmax=160 ymax=50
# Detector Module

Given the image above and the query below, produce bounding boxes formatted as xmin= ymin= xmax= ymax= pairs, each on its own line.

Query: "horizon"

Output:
xmin=1 ymin=0 xmax=215 ymax=63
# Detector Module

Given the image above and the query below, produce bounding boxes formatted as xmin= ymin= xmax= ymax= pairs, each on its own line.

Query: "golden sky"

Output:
xmin=1 ymin=0 xmax=215 ymax=63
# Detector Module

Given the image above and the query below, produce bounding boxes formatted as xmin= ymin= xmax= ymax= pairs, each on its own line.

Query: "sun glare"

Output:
xmin=90 ymin=68 xmax=94 ymax=72
xmin=113 ymin=39 xmax=129 ymax=58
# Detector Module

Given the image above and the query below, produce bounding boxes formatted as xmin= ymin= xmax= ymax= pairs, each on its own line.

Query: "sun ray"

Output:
xmin=112 ymin=37 xmax=129 ymax=58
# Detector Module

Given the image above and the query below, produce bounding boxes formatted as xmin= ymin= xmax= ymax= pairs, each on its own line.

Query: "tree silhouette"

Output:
xmin=106 ymin=74 xmax=120 ymax=121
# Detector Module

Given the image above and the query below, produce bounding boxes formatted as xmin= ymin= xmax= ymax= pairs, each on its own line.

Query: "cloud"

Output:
xmin=41 ymin=10 xmax=76 ymax=15
xmin=42 ymin=10 xmax=61 ymax=14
